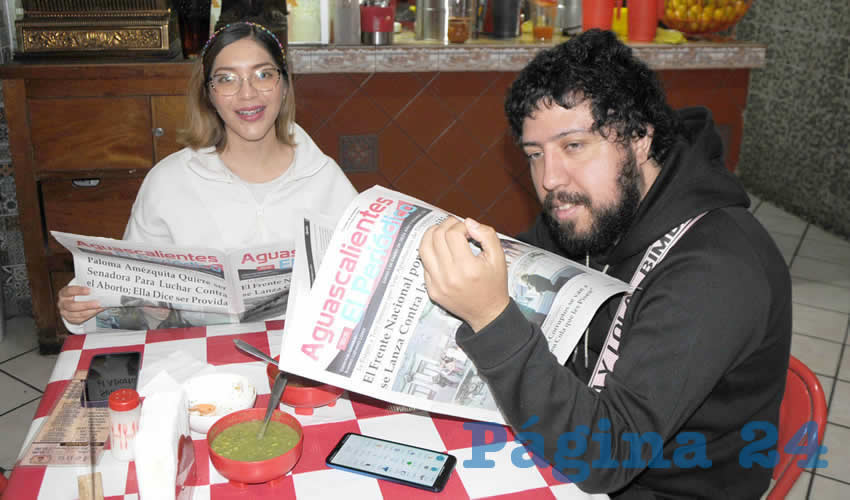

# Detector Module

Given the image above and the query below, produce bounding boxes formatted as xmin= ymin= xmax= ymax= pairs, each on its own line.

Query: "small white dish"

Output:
xmin=183 ymin=372 xmax=256 ymax=433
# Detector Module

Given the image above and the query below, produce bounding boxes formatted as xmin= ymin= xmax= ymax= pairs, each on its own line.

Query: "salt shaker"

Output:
xmin=108 ymin=388 xmax=141 ymax=461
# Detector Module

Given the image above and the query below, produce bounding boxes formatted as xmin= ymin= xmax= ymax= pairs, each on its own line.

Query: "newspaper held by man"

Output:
xmin=281 ymin=186 xmax=632 ymax=424
xmin=51 ymin=231 xmax=294 ymax=332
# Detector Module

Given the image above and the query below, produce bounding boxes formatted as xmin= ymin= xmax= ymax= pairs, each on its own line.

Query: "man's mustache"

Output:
xmin=543 ymin=191 xmax=591 ymax=212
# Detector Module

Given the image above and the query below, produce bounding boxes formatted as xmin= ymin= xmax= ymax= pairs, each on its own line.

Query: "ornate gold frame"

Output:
xmin=16 ymin=0 xmax=180 ymax=57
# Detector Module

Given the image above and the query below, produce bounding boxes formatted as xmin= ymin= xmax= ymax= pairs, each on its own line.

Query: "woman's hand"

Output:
xmin=57 ymin=285 xmax=104 ymax=325
xmin=418 ymin=217 xmax=510 ymax=332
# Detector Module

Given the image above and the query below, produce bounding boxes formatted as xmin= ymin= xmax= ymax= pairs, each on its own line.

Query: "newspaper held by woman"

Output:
xmin=281 ymin=185 xmax=631 ymax=424
xmin=51 ymin=232 xmax=294 ymax=332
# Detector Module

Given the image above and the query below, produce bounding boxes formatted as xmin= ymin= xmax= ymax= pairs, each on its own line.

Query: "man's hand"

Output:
xmin=418 ymin=217 xmax=510 ymax=332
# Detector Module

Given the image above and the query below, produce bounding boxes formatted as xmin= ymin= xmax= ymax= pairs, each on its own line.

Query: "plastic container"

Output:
xmin=266 ymin=356 xmax=345 ymax=415
xmin=108 ymin=388 xmax=141 ymax=461
xmin=628 ymin=0 xmax=657 ymax=42
xmin=582 ymin=0 xmax=615 ymax=31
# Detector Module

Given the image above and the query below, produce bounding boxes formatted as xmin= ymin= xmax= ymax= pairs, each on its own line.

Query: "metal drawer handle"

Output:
xmin=72 ymin=178 xmax=101 ymax=188
xmin=153 ymin=127 xmax=165 ymax=137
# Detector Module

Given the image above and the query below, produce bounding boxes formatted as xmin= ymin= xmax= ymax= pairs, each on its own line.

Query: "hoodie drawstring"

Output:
xmin=578 ymin=255 xmax=609 ymax=368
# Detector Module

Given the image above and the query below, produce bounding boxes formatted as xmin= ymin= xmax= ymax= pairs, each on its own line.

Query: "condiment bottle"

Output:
xmin=108 ymin=388 xmax=141 ymax=461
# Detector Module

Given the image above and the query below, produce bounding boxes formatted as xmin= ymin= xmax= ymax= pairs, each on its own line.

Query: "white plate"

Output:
xmin=184 ymin=372 xmax=257 ymax=434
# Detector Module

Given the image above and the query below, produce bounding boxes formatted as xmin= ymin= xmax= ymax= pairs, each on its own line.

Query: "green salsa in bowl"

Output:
xmin=206 ymin=408 xmax=304 ymax=484
xmin=211 ymin=420 xmax=300 ymax=462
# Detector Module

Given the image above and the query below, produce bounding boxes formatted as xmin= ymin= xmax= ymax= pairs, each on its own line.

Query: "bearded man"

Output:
xmin=418 ymin=30 xmax=791 ymax=499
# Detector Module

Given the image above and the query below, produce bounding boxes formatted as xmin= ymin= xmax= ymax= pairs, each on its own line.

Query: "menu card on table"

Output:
xmin=19 ymin=371 xmax=109 ymax=467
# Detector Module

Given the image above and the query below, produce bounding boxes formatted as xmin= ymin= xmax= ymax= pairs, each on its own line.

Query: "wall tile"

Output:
xmin=459 ymin=157 xmax=516 ymax=211
xmin=436 ymin=185 xmax=485 ymax=221
xmin=332 ymin=94 xmax=392 ymax=135
xmin=2 ymin=263 xmax=31 ymax=317
xmin=427 ymin=121 xmax=484 ymax=180
xmin=377 ymin=124 xmax=423 ymax=183
xmin=361 ymin=73 xmax=427 ymax=120
xmin=346 ymin=170 xmax=390 ymax=194
xmin=394 ymin=89 xmax=455 ymax=150
xmin=427 ymin=72 xmax=496 ymax=119
xmin=480 ymin=184 xmax=539 ymax=238
xmin=394 ymin=155 xmax=452 ymax=206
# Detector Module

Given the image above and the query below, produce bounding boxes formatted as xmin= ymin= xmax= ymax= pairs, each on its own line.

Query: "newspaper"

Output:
xmin=19 ymin=371 xmax=108 ymax=467
xmin=281 ymin=186 xmax=632 ymax=424
xmin=52 ymin=232 xmax=294 ymax=332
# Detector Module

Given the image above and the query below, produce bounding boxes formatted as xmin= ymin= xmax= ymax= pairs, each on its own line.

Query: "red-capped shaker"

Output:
xmin=108 ymin=388 xmax=141 ymax=461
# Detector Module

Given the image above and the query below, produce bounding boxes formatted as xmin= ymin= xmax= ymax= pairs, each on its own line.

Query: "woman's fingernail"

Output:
xmin=466 ymin=218 xmax=480 ymax=229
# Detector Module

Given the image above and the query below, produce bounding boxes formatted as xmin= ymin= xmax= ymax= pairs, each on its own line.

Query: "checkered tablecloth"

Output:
xmin=6 ymin=321 xmax=607 ymax=500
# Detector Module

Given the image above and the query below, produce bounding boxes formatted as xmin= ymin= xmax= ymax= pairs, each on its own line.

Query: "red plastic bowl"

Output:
xmin=207 ymin=408 xmax=303 ymax=484
xmin=266 ymin=356 xmax=345 ymax=415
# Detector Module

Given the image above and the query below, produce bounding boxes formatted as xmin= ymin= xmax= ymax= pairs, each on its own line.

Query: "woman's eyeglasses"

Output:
xmin=208 ymin=68 xmax=282 ymax=96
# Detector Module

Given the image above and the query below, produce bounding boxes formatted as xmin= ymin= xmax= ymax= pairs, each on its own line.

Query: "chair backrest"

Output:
xmin=766 ymin=355 xmax=828 ymax=500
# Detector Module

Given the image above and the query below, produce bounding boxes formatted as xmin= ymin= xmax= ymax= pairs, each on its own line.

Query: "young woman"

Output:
xmin=58 ymin=22 xmax=357 ymax=330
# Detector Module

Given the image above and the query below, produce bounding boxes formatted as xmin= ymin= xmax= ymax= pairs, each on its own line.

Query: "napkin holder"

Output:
xmin=135 ymin=389 xmax=195 ymax=500
xmin=15 ymin=0 xmax=181 ymax=58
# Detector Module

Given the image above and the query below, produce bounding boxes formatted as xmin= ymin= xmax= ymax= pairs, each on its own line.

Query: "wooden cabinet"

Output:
xmin=0 ymin=62 xmax=192 ymax=352
xmin=152 ymin=95 xmax=188 ymax=162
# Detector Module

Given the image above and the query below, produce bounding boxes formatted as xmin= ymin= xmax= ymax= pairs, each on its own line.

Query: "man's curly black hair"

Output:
xmin=505 ymin=29 xmax=683 ymax=167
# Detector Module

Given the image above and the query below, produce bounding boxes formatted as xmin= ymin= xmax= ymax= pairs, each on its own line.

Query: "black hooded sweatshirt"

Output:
xmin=455 ymin=108 xmax=792 ymax=499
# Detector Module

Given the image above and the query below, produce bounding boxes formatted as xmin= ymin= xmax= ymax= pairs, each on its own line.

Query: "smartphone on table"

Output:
xmin=326 ymin=432 xmax=456 ymax=492
xmin=82 ymin=351 xmax=142 ymax=407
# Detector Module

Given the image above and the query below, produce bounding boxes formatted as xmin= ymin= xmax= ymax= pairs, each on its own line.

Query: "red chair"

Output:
xmin=765 ymin=355 xmax=828 ymax=500
xmin=0 ymin=467 xmax=7 ymax=498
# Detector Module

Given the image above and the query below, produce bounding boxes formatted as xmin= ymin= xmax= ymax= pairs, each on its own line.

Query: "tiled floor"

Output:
xmin=0 ymin=195 xmax=848 ymax=497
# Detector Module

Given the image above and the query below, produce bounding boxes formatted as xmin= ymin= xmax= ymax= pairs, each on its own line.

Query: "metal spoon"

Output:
xmin=258 ymin=371 xmax=288 ymax=440
xmin=234 ymin=339 xmax=278 ymax=367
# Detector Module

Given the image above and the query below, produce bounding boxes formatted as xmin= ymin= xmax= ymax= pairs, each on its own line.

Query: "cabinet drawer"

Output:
xmin=152 ymin=95 xmax=188 ymax=163
xmin=41 ymin=174 xmax=146 ymax=253
xmin=29 ymin=97 xmax=153 ymax=172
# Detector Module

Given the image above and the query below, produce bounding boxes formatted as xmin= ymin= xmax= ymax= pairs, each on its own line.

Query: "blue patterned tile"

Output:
xmin=0 ymin=177 xmax=16 ymax=216
xmin=0 ymin=216 xmax=24 ymax=263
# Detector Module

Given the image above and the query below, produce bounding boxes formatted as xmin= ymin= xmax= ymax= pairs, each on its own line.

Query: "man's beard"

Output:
xmin=543 ymin=148 xmax=642 ymax=259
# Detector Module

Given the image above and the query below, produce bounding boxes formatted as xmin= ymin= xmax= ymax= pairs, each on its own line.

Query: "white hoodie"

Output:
xmin=124 ymin=123 xmax=357 ymax=250
xmin=65 ymin=123 xmax=357 ymax=333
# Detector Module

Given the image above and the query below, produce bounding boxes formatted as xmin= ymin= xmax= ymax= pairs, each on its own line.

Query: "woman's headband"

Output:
xmin=200 ymin=21 xmax=286 ymax=67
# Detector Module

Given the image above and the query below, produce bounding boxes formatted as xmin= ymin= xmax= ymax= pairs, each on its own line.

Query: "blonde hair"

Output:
xmin=177 ymin=24 xmax=295 ymax=151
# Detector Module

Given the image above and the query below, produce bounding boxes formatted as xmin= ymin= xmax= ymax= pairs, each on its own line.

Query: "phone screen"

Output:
xmin=83 ymin=351 xmax=142 ymax=407
xmin=326 ymin=433 xmax=456 ymax=492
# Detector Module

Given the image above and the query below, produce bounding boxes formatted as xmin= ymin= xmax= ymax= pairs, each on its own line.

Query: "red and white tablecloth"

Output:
xmin=6 ymin=321 xmax=607 ymax=500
